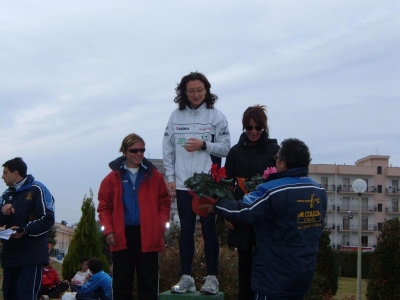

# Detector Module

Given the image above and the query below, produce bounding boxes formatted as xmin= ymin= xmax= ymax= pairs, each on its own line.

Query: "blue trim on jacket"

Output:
xmin=0 ymin=174 xmax=55 ymax=267
xmin=214 ymin=168 xmax=327 ymax=297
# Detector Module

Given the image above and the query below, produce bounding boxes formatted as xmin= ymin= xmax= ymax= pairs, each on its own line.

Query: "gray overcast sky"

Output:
xmin=1 ymin=1 xmax=399 ymax=225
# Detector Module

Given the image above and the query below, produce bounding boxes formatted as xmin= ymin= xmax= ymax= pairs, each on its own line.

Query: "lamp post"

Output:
xmin=353 ymin=179 xmax=367 ymax=300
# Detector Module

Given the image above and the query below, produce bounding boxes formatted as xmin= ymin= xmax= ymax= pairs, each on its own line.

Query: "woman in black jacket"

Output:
xmin=224 ymin=105 xmax=279 ymax=300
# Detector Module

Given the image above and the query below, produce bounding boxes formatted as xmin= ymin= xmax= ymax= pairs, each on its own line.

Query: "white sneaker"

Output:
xmin=171 ymin=275 xmax=196 ymax=294
xmin=200 ymin=275 xmax=219 ymax=295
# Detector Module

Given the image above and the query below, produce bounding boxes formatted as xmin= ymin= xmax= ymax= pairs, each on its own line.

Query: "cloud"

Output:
xmin=1 ymin=0 xmax=399 ymax=224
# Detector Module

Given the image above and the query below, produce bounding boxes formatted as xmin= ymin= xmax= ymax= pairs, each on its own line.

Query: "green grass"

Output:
xmin=334 ymin=277 xmax=368 ymax=300
xmin=0 ymin=264 xmax=366 ymax=300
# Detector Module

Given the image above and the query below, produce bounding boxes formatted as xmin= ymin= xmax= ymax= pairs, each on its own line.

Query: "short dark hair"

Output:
xmin=80 ymin=257 xmax=89 ymax=265
xmin=87 ymin=258 xmax=103 ymax=274
xmin=2 ymin=157 xmax=27 ymax=178
xmin=279 ymin=138 xmax=311 ymax=169
xmin=242 ymin=104 xmax=268 ymax=133
xmin=174 ymin=72 xmax=218 ymax=110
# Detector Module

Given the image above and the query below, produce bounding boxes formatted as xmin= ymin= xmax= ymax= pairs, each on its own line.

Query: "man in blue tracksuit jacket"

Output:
xmin=76 ymin=258 xmax=112 ymax=300
xmin=0 ymin=157 xmax=55 ymax=300
xmin=200 ymin=138 xmax=327 ymax=300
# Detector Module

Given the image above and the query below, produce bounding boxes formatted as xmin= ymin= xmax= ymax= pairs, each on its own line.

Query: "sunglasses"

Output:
xmin=245 ymin=125 xmax=263 ymax=131
xmin=127 ymin=148 xmax=146 ymax=154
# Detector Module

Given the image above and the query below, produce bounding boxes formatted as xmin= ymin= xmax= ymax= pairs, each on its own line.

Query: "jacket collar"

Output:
xmin=265 ymin=167 xmax=309 ymax=182
xmin=238 ymin=131 xmax=270 ymax=147
xmin=185 ymin=101 xmax=207 ymax=114
xmin=108 ymin=156 xmax=155 ymax=173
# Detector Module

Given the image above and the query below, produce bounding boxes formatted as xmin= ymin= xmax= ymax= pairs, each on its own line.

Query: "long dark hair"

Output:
xmin=174 ymin=72 xmax=218 ymax=110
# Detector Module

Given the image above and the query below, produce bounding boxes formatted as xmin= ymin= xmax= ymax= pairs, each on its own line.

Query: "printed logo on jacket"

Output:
xmin=297 ymin=194 xmax=323 ymax=229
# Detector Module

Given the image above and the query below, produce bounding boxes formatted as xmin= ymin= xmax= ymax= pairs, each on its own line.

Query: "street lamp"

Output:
xmin=353 ymin=179 xmax=367 ymax=300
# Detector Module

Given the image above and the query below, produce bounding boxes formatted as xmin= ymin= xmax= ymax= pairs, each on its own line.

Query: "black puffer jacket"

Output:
xmin=224 ymin=131 xmax=279 ymax=250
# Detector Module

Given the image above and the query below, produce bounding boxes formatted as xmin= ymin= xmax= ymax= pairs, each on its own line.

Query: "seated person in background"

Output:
xmin=70 ymin=257 xmax=90 ymax=293
xmin=75 ymin=258 xmax=112 ymax=300
xmin=41 ymin=258 xmax=69 ymax=299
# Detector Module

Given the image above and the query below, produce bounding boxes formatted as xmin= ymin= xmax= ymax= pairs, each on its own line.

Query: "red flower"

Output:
xmin=211 ymin=164 xmax=227 ymax=183
xmin=262 ymin=167 xmax=277 ymax=179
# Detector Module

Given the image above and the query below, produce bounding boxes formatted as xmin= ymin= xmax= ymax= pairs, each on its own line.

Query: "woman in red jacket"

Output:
xmin=98 ymin=133 xmax=171 ymax=300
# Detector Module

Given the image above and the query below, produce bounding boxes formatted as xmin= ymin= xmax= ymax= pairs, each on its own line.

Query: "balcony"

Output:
xmin=338 ymin=224 xmax=378 ymax=231
xmin=386 ymin=207 xmax=400 ymax=213
xmin=386 ymin=187 xmax=400 ymax=194
xmin=322 ymin=184 xmax=336 ymax=192
xmin=327 ymin=204 xmax=336 ymax=211
xmin=335 ymin=205 xmax=376 ymax=213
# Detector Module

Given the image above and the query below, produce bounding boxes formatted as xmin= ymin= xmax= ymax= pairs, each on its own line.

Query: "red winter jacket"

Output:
xmin=42 ymin=266 xmax=61 ymax=289
xmin=98 ymin=157 xmax=171 ymax=252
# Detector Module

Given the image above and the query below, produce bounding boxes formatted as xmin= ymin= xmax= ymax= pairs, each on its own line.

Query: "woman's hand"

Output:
xmin=184 ymin=138 xmax=203 ymax=152
xmin=167 ymin=182 xmax=176 ymax=198
xmin=105 ymin=232 xmax=116 ymax=246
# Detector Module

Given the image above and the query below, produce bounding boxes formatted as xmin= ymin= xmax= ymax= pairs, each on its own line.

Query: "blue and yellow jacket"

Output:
xmin=214 ymin=168 xmax=327 ymax=297
xmin=0 ymin=174 xmax=55 ymax=268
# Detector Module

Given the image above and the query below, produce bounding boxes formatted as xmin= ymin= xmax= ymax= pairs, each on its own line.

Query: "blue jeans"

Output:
xmin=177 ymin=190 xmax=219 ymax=276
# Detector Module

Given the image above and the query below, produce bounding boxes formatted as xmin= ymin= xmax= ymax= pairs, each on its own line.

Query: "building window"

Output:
xmin=362 ymin=217 xmax=368 ymax=230
xmin=361 ymin=198 xmax=368 ymax=211
xmin=378 ymin=222 xmax=382 ymax=231
xmin=343 ymin=178 xmax=350 ymax=192
xmin=393 ymin=180 xmax=399 ymax=193
xmin=393 ymin=199 xmax=399 ymax=212
xmin=343 ymin=218 xmax=350 ymax=230
xmin=321 ymin=177 xmax=328 ymax=190
xmin=378 ymin=203 xmax=382 ymax=212
xmin=342 ymin=235 xmax=349 ymax=246
xmin=342 ymin=197 xmax=350 ymax=211
xmin=378 ymin=185 xmax=382 ymax=193
xmin=377 ymin=166 xmax=382 ymax=174
xmin=361 ymin=236 xmax=368 ymax=247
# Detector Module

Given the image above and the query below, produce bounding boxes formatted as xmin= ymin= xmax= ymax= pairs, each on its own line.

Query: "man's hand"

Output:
xmin=1 ymin=204 xmax=14 ymax=215
xmin=105 ymin=232 xmax=116 ymax=246
xmin=10 ymin=226 xmax=25 ymax=239
xmin=224 ymin=219 xmax=234 ymax=230
xmin=198 ymin=204 xmax=214 ymax=216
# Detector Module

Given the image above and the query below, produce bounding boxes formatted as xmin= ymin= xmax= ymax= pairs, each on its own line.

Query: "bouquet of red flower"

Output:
xmin=237 ymin=167 xmax=277 ymax=194
xmin=184 ymin=164 xmax=234 ymax=216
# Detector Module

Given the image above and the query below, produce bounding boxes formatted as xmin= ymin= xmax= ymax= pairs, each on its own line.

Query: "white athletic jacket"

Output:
xmin=163 ymin=103 xmax=231 ymax=190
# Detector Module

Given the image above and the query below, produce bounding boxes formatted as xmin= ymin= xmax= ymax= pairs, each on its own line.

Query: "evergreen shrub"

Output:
xmin=62 ymin=190 xmax=109 ymax=281
xmin=367 ymin=218 xmax=400 ymax=299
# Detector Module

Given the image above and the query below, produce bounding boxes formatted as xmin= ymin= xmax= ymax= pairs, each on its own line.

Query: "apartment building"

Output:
xmin=309 ymin=155 xmax=400 ymax=250
xmin=51 ymin=221 xmax=75 ymax=257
